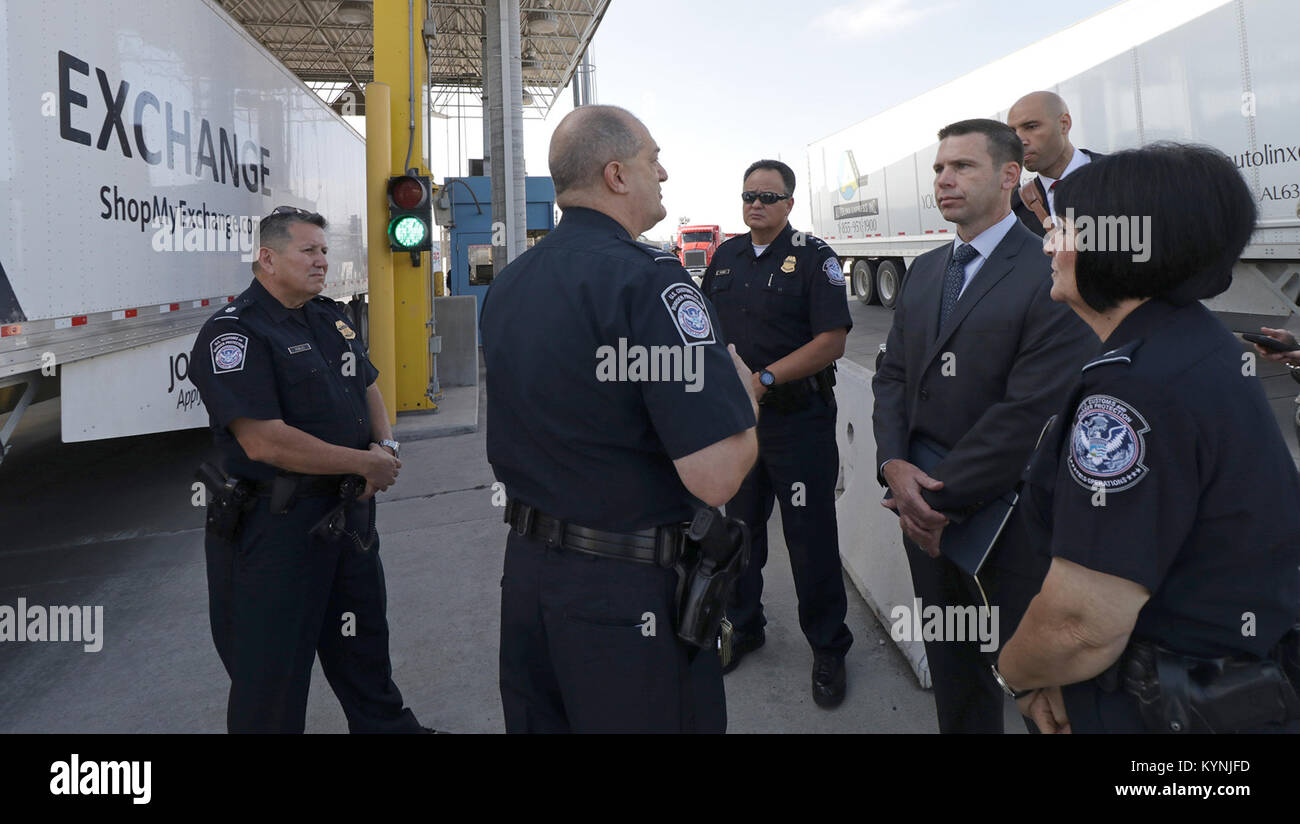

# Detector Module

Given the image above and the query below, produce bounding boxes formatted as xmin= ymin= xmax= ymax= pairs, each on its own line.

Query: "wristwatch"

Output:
xmin=759 ymin=369 xmax=776 ymax=387
xmin=990 ymin=663 xmax=1034 ymax=700
xmin=378 ymin=439 xmax=400 ymax=458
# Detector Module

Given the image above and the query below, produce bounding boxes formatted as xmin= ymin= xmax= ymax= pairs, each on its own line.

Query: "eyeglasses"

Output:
xmin=741 ymin=191 xmax=790 ymax=205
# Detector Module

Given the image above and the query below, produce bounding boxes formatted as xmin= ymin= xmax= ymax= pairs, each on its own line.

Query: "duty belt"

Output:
xmin=503 ymin=498 xmax=682 ymax=567
xmin=251 ymin=474 xmax=346 ymax=498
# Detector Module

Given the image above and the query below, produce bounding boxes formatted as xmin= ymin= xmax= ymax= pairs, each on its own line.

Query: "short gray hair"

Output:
xmin=548 ymin=105 xmax=644 ymax=196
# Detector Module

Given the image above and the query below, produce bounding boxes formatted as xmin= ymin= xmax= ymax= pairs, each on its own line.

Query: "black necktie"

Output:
xmin=939 ymin=243 xmax=980 ymax=329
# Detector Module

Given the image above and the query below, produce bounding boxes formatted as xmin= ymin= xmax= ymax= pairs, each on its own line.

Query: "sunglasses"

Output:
xmin=741 ymin=191 xmax=790 ymax=205
xmin=268 ymin=205 xmax=313 ymax=218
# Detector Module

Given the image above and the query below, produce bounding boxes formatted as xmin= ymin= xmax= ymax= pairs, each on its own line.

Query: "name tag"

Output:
xmin=287 ymin=343 xmax=312 ymax=354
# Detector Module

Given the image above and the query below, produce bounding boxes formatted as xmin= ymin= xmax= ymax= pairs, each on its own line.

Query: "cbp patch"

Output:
xmin=211 ymin=333 xmax=248 ymax=374
xmin=1067 ymin=394 xmax=1150 ymax=492
xmin=660 ymin=283 xmax=715 ymax=346
xmin=823 ymin=257 xmax=845 ymax=286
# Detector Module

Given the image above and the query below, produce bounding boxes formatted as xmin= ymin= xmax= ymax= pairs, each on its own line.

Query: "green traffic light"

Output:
xmin=390 ymin=215 xmax=427 ymax=248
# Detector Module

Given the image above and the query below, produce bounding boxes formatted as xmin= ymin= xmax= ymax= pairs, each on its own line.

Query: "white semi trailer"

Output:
xmin=0 ymin=0 xmax=368 ymax=456
xmin=808 ymin=0 xmax=1300 ymax=453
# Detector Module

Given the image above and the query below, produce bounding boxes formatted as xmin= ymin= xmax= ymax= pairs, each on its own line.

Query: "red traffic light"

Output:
xmin=390 ymin=176 xmax=426 ymax=209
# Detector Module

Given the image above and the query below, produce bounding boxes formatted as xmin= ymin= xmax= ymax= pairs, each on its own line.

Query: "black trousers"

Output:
xmin=725 ymin=397 xmax=852 ymax=655
xmin=205 ymin=496 xmax=421 ymax=733
xmin=499 ymin=531 xmax=726 ymax=733
xmin=902 ymin=538 xmax=1042 ymax=734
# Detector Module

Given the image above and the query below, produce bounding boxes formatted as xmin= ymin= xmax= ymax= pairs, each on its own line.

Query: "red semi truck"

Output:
xmin=675 ymin=224 xmax=723 ymax=282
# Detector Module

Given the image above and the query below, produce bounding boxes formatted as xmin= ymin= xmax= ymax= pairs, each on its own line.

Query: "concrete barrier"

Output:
xmin=834 ymin=358 xmax=931 ymax=688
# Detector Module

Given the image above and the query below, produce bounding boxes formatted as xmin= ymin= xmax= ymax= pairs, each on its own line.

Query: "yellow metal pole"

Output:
xmin=375 ymin=0 xmax=431 ymax=412
xmin=364 ymin=81 xmax=397 ymax=426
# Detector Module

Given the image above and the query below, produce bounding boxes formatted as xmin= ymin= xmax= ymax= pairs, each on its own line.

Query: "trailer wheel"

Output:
xmin=876 ymin=260 xmax=902 ymax=309
xmin=852 ymin=259 xmax=876 ymax=305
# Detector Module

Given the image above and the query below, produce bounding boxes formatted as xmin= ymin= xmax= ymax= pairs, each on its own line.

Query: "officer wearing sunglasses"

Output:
xmin=700 ymin=159 xmax=855 ymax=707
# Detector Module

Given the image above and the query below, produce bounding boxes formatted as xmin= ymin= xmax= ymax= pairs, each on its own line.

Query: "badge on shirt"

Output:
xmin=1067 ymin=394 xmax=1150 ymax=492
xmin=335 ymin=319 xmax=356 ymax=340
xmin=781 ymin=256 xmax=797 ymax=274
xmin=823 ymin=257 xmax=845 ymax=286
xmin=660 ymin=283 xmax=715 ymax=346
xmin=287 ymin=343 xmax=312 ymax=354
xmin=210 ymin=332 xmax=248 ymax=374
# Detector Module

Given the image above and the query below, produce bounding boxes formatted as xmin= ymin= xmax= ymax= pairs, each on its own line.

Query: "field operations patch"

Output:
xmin=1068 ymin=394 xmax=1150 ymax=492
xmin=211 ymin=332 xmax=248 ymax=374
xmin=824 ymin=256 xmax=845 ymax=286
xmin=660 ymin=283 xmax=715 ymax=346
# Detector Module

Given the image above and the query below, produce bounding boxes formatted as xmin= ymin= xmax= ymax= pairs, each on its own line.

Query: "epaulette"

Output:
xmin=210 ymin=295 xmax=254 ymax=321
xmin=1081 ymin=339 xmax=1141 ymax=372
xmin=619 ymin=236 xmax=682 ymax=264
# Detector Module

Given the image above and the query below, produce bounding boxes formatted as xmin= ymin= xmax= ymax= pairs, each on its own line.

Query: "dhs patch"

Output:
xmin=210 ymin=332 xmax=249 ymax=374
xmin=824 ymin=257 xmax=845 ymax=286
xmin=660 ymin=283 xmax=715 ymax=346
xmin=1067 ymin=394 xmax=1150 ymax=492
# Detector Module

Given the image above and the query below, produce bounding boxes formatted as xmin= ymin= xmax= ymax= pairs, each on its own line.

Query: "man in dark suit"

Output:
xmin=1007 ymin=91 xmax=1102 ymax=236
xmin=871 ymin=119 xmax=1094 ymax=733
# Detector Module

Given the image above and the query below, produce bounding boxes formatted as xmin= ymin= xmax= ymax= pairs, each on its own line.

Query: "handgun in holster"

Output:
xmin=195 ymin=462 xmax=254 ymax=542
xmin=674 ymin=507 xmax=751 ymax=660
xmin=308 ymin=474 xmax=375 ymax=552
xmin=814 ymin=364 xmax=837 ymax=406
xmin=1115 ymin=636 xmax=1300 ymax=733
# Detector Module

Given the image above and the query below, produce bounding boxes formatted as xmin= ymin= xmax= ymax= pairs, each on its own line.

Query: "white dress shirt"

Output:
xmin=951 ymin=210 xmax=1019 ymax=299
xmin=1036 ymin=147 xmax=1091 ymax=218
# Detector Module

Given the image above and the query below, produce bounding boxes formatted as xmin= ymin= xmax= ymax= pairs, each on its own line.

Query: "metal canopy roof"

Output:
xmin=213 ymin=0 xmax=609 ymax=115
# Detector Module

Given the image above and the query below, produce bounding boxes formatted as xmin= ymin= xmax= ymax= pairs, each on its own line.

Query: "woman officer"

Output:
xmin=992 ymin=143 xmax=1300 ymax=733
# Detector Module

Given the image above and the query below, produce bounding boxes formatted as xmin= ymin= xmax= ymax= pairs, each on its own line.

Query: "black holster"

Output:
xmin=1113 ymin=637 xmax=1300 ymax=733
xmin=308 ymin=475 xmax=374 ymax=551
xmin=674 ymin=508 xmax=750 ymax=653
xmin=195 ymin=462 xmax=254 ymax=542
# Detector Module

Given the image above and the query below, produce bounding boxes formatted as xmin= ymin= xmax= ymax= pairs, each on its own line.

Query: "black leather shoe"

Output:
xmin=721 ymin=627 xmax=765 ymax=675
xmin=812 ymin=652 xmax=846 ymax=708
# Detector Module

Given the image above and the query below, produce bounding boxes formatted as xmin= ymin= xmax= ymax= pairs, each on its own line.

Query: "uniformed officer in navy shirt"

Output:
xmin=700 ymin=160 xmax=854 ymax=707
xmin=189 ymin=207 xmax=425 ymax=734
xmin=995 ymin=144 xmax=1300 ymax=733
xmin=482 ymin=105 xmax=759 ymax=733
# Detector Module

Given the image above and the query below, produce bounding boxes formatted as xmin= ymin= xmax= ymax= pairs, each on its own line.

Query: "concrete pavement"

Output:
xmin=0 ymin=301 xmax=1022 ymax=733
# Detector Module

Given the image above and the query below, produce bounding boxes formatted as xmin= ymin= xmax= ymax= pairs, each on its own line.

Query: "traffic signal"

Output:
xmin=387 ymin=173 xmax=433 ymax=255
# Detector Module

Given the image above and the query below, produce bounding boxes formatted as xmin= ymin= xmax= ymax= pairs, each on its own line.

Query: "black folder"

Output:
xmin=882 ymin=438 xmax=1019 ymax=576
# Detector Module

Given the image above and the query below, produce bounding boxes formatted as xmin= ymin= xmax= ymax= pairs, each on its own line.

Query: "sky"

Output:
xmin=428 ymin=0 xmax=1126 ymax=243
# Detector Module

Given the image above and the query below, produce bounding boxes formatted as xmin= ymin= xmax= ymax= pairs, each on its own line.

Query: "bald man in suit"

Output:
xmin=1007 ymin=91 xmax=1103 ymax=236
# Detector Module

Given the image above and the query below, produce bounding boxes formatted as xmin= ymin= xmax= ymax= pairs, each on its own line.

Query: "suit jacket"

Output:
xmin=1011 ymin=148 xmax=1104 ymax=237
xmin=871 ymin=219 xmax=1095 ymax=572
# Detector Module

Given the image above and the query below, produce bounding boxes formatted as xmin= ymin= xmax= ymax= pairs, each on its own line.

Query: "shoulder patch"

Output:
xmin=660 ymin=283 xmax=715 ymax=346
xmin=1067 ymin=394 xmax=1150 ymax=492
xmin=823 ymin=256 xmax=845 ymax=286
xmin=210 ymin=332 xmax=249 ymax=374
